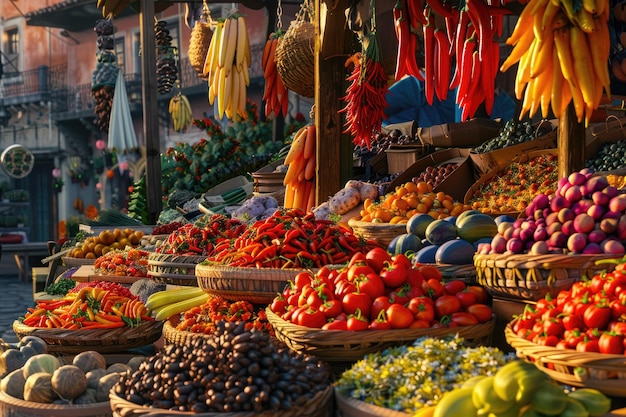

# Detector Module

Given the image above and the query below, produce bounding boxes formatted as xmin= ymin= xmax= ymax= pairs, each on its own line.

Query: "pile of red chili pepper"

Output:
xmin=176 ymin=296 xmax=273 ymax=335
xmin=155 ymin=214 xmax=246 ymax=256
xmin=205 ymin=208 xmax=379 ymax=269
xmin=339 ymin=30 xmax=389 ymax=150
xmin=21 ymin=283 xmax=151 ymax=330
xmin=151 ymin=221 xmax=183 ymax=236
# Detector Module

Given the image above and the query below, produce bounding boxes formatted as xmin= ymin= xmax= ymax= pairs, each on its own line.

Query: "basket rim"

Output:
xmin=0 ymin=390 xmax=111 ymax=413
xmin=334 ymin=390 xmax=413 ymax=417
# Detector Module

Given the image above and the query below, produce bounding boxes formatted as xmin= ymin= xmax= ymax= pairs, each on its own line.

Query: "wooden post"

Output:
xmin=139 ymin=0 xmax=163 ymax=224
xmin=558 ymin=103 xmax=586 ymax=179
xmin=315 ymin=0 xmax=354 ymax=204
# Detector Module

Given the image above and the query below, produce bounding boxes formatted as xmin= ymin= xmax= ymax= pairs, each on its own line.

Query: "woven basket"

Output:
xmin=109 ymin=385 xmax=333 ymax=417
xmin=196 ymin=264 xmax=306 ymax=304
xmin=348 ymin=217 xmax=406 ymax=247
xmin=474 ymin=253 xmax=618 ymax=301
xmin=162 ymin=314 xmax=208 ymax=346
xmin=433 ymin=263 xmax=477 ymax=284
xmin=148 ymin=253 xmax=207 ymax=286
xmin=274 ymin=3 xmax=315 ymax=98
xmin=0 ymin=392 xmax=112 ymax=417
xmin=12 ymin=319 xmax=163 ymax=354
xmin=334 ymin=390 xmax=412 ymax=417
xmin=188 ymin=20 xmax=213 ymax=76
xmin=505 ymin=321 xmax=626 ymax=397
xmin=266 ymin=309 xmax=495 ymax=363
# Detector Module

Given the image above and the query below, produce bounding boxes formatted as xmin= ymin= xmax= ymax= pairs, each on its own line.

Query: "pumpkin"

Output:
xmin=96 ymin=372 xmax=122 ymax=402
xmin=0 ymin=368 xmax=26 ymax=399
xmin=106 ymin=363 xmax=131 ymax=375
xmin=73 ymin=387 xmax=98 ymax=405
xmin=51 ymin=365 xmax=87 ymax=400
xmin=85 ymin=368 xmax=107 ymax=389
xmin=22 ymin=354 xmax=61 ymax=379
xmin=126 ymin=356 xmax=146 ymax=373
xmin=73 ymin=350 xmax=106 ymax=373
xmin=17 ymin=336 xmax=47 ymax=355
xmin=23 ymin=372 xmax=58 ymax=403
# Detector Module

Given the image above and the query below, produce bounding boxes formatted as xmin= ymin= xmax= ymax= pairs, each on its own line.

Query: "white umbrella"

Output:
xmin=107 ymin=69 xmax=139 ymax=165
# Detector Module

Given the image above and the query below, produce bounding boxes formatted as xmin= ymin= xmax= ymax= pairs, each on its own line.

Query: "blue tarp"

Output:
xmin=383 ymin=76 xmax=516 ymax=128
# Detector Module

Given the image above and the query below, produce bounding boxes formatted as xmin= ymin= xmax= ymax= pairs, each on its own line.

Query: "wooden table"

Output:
xmin=1 ymin=242 xmax=52 ymax=283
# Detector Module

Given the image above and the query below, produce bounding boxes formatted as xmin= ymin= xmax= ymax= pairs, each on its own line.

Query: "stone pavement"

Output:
xmin=0 ymin=274 xmax=35 ymax=344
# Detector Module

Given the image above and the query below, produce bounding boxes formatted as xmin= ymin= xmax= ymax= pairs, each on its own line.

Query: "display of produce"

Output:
xmin=204 ymin=12 xmax=251 ymax=120
xmin=0 ymin=349 xmax=143 ymax=405
xmin=472 ymin=120 xmax=548 ymax=154
xmin=64 ymin=227 xmax=145 ymax=259
xmin=205 ymin=208 xmax=376 ymax=268
xmin=358 ymin=181 xmax=470 ymax=223
xmin=501 ymin=0 xmax=611 ymax=124
xmin=93 ymin=248 xmax=150 ymax=277
xmin=269 ymin=249 xmax=492 ymax=330
xmin=0 ymin=337 xmax=47 ymax=379
xmin=586 ymin=139 xmax=626 ymax=173
xmin=19 ymin=282 xmax=151 ymax=329
xmin=467 ymin=152 xmax=559 ymax=215
xmin=335 ymin=335 xmax=511 ymax=414
xmin=424 ymin=359 xmax=612 ymax=417
xmin=112 ymin=322 xmax=332 ymax=413
xmin=481 ymin=170 xmax=626 ymax=255
xmin=283 ymin=123 xmax=317 ymax=211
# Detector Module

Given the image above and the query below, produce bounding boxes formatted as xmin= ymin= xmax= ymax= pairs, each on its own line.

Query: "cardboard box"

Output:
xmin=385 ymin=146 xmax=423 ymax=175
xmin=384 ymin=148 xmax=476 ymax=202
xmin=585 ymin=116 xmax=626 ymax=162
xmin=417 ymin=118 xmax=503 ymax=148
xmin=470 ymin=119 xmax=558 ymax=176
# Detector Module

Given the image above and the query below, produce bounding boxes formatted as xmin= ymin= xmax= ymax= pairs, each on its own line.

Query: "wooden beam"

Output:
xmin=139 ymin=0 xmax=163 ymax=224
xmin=315 ymin=0 xmax=354 ymax=204
xmin=558 ymin=103 xmax=586 ymax=179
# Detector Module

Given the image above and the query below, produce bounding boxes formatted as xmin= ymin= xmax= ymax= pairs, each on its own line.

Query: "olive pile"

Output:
xmin=114 ymin=321 xmax=331 ymax=413
xmin=586 ymin=140 xmax=626 ymax=172
xmin=413 ymin=162 xmax=458 ymax=188
xmin=472 ymin=120 xmax=546 ymax=154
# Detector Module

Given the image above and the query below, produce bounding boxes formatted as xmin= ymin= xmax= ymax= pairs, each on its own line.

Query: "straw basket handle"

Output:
xmin=604 ymin=114 xmax=624 ymax=132
xmin=534 ymin=119 xmax=554 ymax=139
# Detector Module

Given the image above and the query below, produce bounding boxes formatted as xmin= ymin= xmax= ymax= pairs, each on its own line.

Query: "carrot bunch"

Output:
xmin=261 ymin=31 xmax=289 ymax=118
xmin=339 ymin=32 xmax=389 ymax=150
xmin=21 ymin=284 xmax=152 ymax=330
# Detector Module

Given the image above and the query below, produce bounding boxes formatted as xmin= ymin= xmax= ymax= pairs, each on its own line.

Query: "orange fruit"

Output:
xmin=94 ymin=244 xmax=105 ymax=257
xmin=85 ymin=252 xmax=97 ymax=259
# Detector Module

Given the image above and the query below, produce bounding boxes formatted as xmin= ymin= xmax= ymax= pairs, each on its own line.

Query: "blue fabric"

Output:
xmin=383 ymin=75 xmax=515 ymax=127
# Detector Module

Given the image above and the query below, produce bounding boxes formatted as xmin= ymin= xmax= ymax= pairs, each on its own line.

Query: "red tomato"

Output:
xmin=434 ymin=295 xmax=462 ymax=318
xmin=610 ymin=320 xmax=626 ymax=335
xmin=455 ymin=289 xmax=477 ymax=309
xmin=294 ymin=271 xmax=313 ymax=290
xmin=583 ymin=303 xmax=612 ymax=329
xmin=369 ymin=315 xmax=392 ymax=330
xmin=319 ymin=299 xmax=343 ymax=319
xmin=371 ymin=295 xmax=392 ymax=319
xmin=365 ymin=247 xmax=392 ymax=274
xmin=322 ymin=319 xmax=348 ymax=330
xmin=467 ymin=285 xmax=489 ymax=304
xmin=306 ymin=285 xmax=333 ymax=309
xmin=562 ymin=314 xmax=585 ymax=331
xmin=543 ymin=317 xmax=564 ymax=338
xmin=443 ymin=280 xmax=466 ymax=296
xmin=576 ymin=338 xmax=600 ymax=352
xmin=564 ymin=329 xmax=585 ymax=349
xmin=422 ymin=278 xmax=445 ymax=299
xmin=333 ymin=270 xmax=349 ymax=286
xmin=380 ymin=265 xmax=408 ymax=288
xmin=356 ymin=272 xmax=386 ymax=299
xmin=347 ymin=263 xmax=376 ymax=283
xmin=466 ymin=303 xmax=493 ymax=323
xmin=450 ymin=311 xmax=479 ymax=326
xmin=590 ymin=273 xmax=608 ymax=294
xmin=347 ymin=252 xmax=367 ymax=268
xmin=334 ymin=280 xmax=357 ymax=300
xmin=599 ymin=332 xmax=625 ymax=354
xmin=610 ymin=298 xmax=626 ymax=320
xmin=342 ymin=292 xmax=372 ymax=317
xmin=409 ymin=319 xmax=431 ymax=329
xmin=388 ymin=285 xmax=411 ymax=305
xmin=536 ymin=334 xmax=559 ymax=347
xmin=289 ymin=305 xmax=308 ymax=324
xmin=604 ymin=274 xmax=626 ymax=297
xmin=346 ymin=314 xmax=369 ymax=331
xmin=411 ymin=298 xmax=435 ymax=324
xmin=571 ymin=280 xmax=592 ymax=299
xmin=270 ymin=297 xmax=288 ymax=315
xmin=406 ymin=268 xmax=425 ymax=289
xmin=391 ymin=253 xmax=412 ymax=269
xmin=386 ymin=304 xmax=415 ymax=329
xmin=296 ymin=308 xmax=327 ymax=328
xmin=415 ymin=264 xmax=442 ymax=280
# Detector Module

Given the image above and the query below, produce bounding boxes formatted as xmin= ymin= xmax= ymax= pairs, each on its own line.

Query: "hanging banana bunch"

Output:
xmin=501 ymin=0 xmax=611 ymax=126
xmin=97 ymin=0 xmax=131 ymax=19
xmin=168 ymin=92 xmax=193 ymax=132
xmin=262 ymin=31 xmax=290 ymax=119
xmin=203 ymin=12 xmax=251 ymax=121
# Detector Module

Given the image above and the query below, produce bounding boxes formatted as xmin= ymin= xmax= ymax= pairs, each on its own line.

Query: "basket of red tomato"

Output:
xmin=504 ymin=257 xmax=626 ymax=397
xmin=265 ymin=248 xmax=495 ymax=363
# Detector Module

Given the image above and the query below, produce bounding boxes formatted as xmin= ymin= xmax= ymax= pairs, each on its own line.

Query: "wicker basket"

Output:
xmin=162 ymin=314 xmax=207 ymax=346
xmin=474 ymin=253 xmax=618 ymax=301
xmin=274 ymin=2 xmax=315 ymax=98
xmin=505 ymin=321 xmax=626 ymax=397
xmin=348 ymin=217 xmax=406 ymax=247
xmin=266 ymin=309 xmax=495 ymax=363
xmin=334 ymin=390 xmax=412 ymax=417
xmin=196 ymin=263 xmax=306 ymax=304
xmin=148 ymin=253 xmax=207 ymax=286
xmin=0 ymin=391 xmax=112 ymax=417
xmin=433 ymin=263 xmax=477 ymax=284
xmin=12 ymin=319 xmax=164 ymax=354
xmin=109 ymin=385 xmax=333 ymax=417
